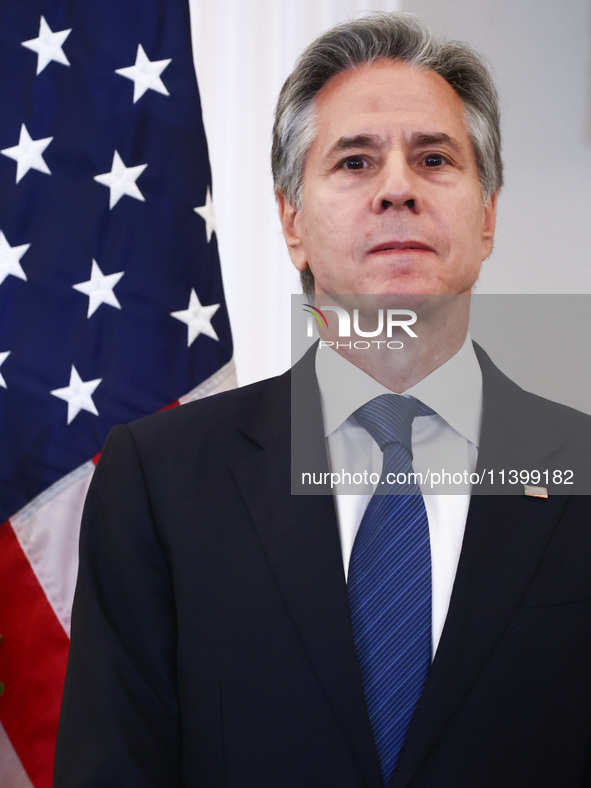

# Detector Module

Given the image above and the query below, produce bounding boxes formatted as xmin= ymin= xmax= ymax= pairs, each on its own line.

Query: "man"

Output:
xmin=54 ymin=14 xmax=591 ymax=787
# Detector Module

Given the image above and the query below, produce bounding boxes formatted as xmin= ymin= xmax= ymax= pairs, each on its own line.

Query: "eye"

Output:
xmin=339 ymin=155 xmax=368 ymax=170
xmin=422 ymin=153 xmax=448 ymax=167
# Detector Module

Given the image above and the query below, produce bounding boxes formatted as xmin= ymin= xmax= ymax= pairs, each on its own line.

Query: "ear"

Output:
xmin=276 ymin=190 xmax=309 ymax=273
xmin=480 ymin=190 xmax=498 ymax=259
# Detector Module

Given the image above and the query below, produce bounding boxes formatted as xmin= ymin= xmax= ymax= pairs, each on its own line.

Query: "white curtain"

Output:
xmin=189 ymin=0 xmax=401 ymax=385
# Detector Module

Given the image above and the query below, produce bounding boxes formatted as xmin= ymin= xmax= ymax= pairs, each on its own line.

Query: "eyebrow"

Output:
xmin=412 ymin=132 xmax=464 ymax=156
xmin=326 ymin=131 xmax=465 ymax=159
xmin=328 ymin=134 xmax=384 ymax=157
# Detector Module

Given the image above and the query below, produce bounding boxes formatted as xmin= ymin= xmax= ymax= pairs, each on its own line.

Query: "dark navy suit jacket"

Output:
xmin=54 ymin=346 xmax=591 ymax=787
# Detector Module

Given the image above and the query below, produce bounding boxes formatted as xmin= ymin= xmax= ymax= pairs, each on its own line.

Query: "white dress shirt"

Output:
xmin=315 ymin=335 xmax=483 ymax=655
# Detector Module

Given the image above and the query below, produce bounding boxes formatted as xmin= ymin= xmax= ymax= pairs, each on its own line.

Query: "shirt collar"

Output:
xmin=315 ymin=334 xmax=482 ymax=446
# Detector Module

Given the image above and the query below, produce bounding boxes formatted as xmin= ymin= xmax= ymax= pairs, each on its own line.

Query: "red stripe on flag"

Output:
xmin=0 ymin=521 xmax=70 ymax=788
xmin=159 ymin=399 xmax=181 ymax=412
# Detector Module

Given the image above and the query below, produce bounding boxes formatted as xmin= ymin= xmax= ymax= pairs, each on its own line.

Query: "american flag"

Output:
xmin=0 ymin=1 xmax=235 ymax=785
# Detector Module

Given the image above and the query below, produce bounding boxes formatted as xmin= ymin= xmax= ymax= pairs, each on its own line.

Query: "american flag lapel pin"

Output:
xmin=524 ymin=484 xmax=548 ymax=499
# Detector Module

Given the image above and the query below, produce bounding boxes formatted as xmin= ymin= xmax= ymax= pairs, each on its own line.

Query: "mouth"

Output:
xmin=368 ymin=241 xmax=436 ymax=254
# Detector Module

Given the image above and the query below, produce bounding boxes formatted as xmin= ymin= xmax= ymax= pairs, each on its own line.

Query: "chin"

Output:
xmin=364 ymin=276 xmax=441 ymax=296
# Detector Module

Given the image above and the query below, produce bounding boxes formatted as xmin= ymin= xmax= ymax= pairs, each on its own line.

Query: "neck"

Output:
xmin=315 ymin=294 xmax=471 ymax=393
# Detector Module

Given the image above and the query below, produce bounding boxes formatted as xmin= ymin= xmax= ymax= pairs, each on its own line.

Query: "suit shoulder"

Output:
xmin=517 ymin=385 xmax=591 ymax=435
xmin=477 ymin=342 xmax=591 ymax=436
xmin=122 ymin=369 xmax=290 ymax=449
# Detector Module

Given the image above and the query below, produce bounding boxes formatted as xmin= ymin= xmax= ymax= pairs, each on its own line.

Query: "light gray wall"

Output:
xmin=398 ymin=0 xmax=591 ymax=409
xmin=402 ymin=0 xmax=591 ymax=294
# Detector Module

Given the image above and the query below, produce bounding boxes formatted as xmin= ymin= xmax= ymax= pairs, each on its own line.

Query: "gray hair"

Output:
xmin=271 ymin=13 xmax=503 ymax=293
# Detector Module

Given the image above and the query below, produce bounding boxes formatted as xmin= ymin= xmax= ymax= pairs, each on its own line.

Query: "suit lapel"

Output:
xmin=231 ymin=354 xmax=384 ymax=788
xmin=227 ymin=345 xmax=572 ymax=788
xmin=390 ymin=346 xmax=571 ymax=787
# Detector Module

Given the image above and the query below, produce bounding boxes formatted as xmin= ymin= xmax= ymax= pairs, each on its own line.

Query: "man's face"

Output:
xmin=278 ymin=60 xmax=497 ymax=295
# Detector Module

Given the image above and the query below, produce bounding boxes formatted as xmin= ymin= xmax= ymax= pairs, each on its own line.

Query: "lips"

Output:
xmin=369 ymin=240 xmax=435 ymax=254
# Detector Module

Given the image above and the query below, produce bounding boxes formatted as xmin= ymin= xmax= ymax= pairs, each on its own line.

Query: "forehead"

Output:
xmin=311 ymin=59 xmax=471 ymax=152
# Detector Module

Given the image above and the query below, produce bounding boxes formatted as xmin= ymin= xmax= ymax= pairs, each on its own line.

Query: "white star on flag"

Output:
xmin=170 ymin=289 xmax=220 ymax=346
xmin=194 ymin=187 xmax=216 ymax=242
xmin=1 ymin=124 xmax=53 ymax=183
xmin=115 ymin=44 xmax=171 ymax=103
xmin=94 ymin=150 xmax=147 ymax=209
xmin=73 ymin=260 xmax=125 ymax=317
xmin=0 ymin=351 xmax=10 ymax=389
xmin=0 ymin=231 xmax=30 ymax=286
xmin=21 ymin=16 xmax=71 ymax=75
xmin=51 ymin=365 xmax=102 ymax=424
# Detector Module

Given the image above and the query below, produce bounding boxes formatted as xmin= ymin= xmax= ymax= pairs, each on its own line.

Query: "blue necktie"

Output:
xmin=347 ymin=394 xmax=434 ymax=785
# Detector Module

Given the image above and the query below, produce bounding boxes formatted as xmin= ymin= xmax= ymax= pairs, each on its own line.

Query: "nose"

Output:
xmin=371 ymin=153 xmax=419 ymax=214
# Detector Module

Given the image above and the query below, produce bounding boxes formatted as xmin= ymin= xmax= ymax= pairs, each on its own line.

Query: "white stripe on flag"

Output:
xmin=10 ymin=462 xmax=95 ymax=637
xmin=178 ymin=358 xmax=237 ymax=403
xmin=0 ymin=723 xmax=34 ymax=788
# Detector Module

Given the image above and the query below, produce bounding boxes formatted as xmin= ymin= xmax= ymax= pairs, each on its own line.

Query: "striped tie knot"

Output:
xmin=354 ymin=394 xmax=434 ymax=453
xmin=354 ymin=395 xmax=434 ymax=495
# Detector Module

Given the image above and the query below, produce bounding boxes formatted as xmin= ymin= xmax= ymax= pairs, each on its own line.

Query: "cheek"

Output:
xmin=451 ymin=200 xmax=487 ymax=253
xmin=303 ymin=203 xmax=350 ymax=259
